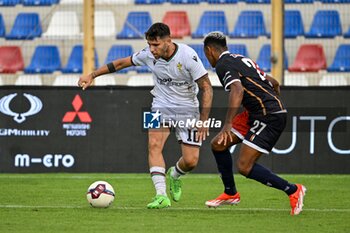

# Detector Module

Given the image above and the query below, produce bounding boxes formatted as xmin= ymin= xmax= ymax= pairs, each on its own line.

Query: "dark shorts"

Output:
xmin=243 ymin=113 xmax=287 ymax=154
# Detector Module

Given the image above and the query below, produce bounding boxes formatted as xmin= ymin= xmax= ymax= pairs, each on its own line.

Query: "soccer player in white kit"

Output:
xmin=78 ymin=23 xmax=213 ymax=209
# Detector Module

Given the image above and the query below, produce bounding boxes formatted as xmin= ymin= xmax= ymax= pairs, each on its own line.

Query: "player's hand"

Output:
xmin=78 ymin=74 xmax=93 ymax=90
xmin=195 ymin=125 xmax=209 ymax=142
xmin=217 ymin=123 xmax=233 ymax=146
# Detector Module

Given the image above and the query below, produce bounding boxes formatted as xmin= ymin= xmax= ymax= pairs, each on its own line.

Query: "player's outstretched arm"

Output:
xmin=196 ymin=74 xmax=213 ymax=142
xmin=265 ymin=74 xmax=280 ymax=96
xmin=78 ymin=56 xmax=133 ymax=90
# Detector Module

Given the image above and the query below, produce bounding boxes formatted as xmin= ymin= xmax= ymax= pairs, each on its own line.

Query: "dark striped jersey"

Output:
xmin=215 ymin=51 xmax=286 ymax=116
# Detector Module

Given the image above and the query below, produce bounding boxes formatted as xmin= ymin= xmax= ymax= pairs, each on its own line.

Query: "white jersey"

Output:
xmin=131 ymin=43 xmax=208 ymax=107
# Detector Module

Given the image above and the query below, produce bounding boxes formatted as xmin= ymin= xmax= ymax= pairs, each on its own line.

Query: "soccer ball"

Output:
xmin=86 ymin=181 xmax=115 ymax=208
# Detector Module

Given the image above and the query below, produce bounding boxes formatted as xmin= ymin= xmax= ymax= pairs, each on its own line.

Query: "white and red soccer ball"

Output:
xmin=86 ymin=181 xmax=115 ymax=208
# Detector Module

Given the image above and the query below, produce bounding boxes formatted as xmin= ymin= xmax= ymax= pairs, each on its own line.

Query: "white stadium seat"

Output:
xmin=95 ymin=11 xmax=116 ymax=37
xmin=43 ymin=11 xmax=81 ymax=38
xmin=15 ymin=75 xmax=42 ymax=86
xmin=127 ymin=75 xmax=154 ymax=86
xmin=284 ymin=74 xmax=309 ymax=86
xmin=93 ymin=74 xmax=116 ymax=86
xmin=319 ymin=75 xmax=348 ymax=86
xmin=60 ymin=0 xmax=82 ymax=4
xmin=53 ymin=75 xmax=80 ymax=86
xmin=208 ymin=73 xmax=222 ymax=87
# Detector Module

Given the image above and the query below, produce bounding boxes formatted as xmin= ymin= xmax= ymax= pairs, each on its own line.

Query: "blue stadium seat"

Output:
xmin=207 ymin=0 xmax=238 ymax=3
xmin=0 ymin=15 xmax=5 ymax=37
xmin=241 ymin=0 xmax=270 ymax=3
xmin=192 ymin=11 xmax=229 ymax=38
xmin=228 ymin=44 xmax=248 ymax=57
xmin=344 ymin=27 xmax=350 ymax=38
xmin=256 ymin=44 xmax=288 ymax=72
xmin=169 ymin=0 xmax=200 ymax=3
xmin=62 ymin=45 xmax=99 ymax=74
xmin=25 ymin=45 xmax=61 ymax=74
xmin=284 ymin=10 xmax=304 ymax=38
xmin=23 ymin=0 xmax=59 ymax=6
xmin=116 ymin=12 xmax=152 ymax=39
xmin=327 ymin=44 xmax=350 ymax=72
xmin=305 ymin=10 xmax=342 ymax=38
xmin=0 ymin=0 xmax=21 ymax=6
xmin=105 ymin=45 xmax=134 ymax=73
xmin=284 ymin=0 xmax=313 ymax=3
xmin=135 ymin=0 xmax=165 ymax=4
xmin=229 ymin=11 xmax=267 ymax=38
xmin=188 ymin=44 xmax=211 ymax=70
xmin=320 ymin=0 xmax=350 ymax=3
xmin=6 ymin=13 xmax=42 ymax=40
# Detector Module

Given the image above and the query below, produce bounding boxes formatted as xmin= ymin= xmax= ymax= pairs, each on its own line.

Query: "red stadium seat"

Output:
xmin=163 ymin=11 xmax=191 ymax=38
xmin=0 ymin=46 xmax=24 ymax=73
xmin=288 ymin=44 xmax=327 ymax=72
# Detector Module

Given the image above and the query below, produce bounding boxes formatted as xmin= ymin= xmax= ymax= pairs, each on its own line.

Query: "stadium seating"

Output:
xmin=104 ymin=45 xmax=134 ymax=73
xmin=0 ymin=46 xmax=24 ymax=73
xmin=288 ymin=44 xmax=326 ymax=72
xmin=6 ymin=13 xmax=42 ymax=40
xmin=207 ymin=0 xmax=238 ymax=4
xmin=15 ymin=75 xmax=42 ymax=86
xmin=319 ymin=75 xmax=347 ymax=86
xmin=53 ymin=75 xmax=80 ymax=86
xmin=0 ymin=0 xmax=21 ymax=6
xmin=127 ymin=75 xmax=154 ymax=86
xmin=43 ymin=11 xmax=81 ymax=38
xmin=344 ymin=27 xmax=350 ymax=38
xmin=169 ymin=0 xmax=200 ymax=4
xmin=93 ymin=74 xmax=116 ymax=86
xmin=305 ymin=10 xmax=342 ymax=38
xmin=96 ymin=0 xmax=133 ymax=4
xmin=320 ymin=0 xmax=350 ymax=3
xmin=284 ymin=10 xmax=304 ymax=38
xmin=284 ymin=74 xmax=309 ymax=86
xmin=192 ymin=11 xmax=228 ymax=38
xmin=116 ymin=12 xmax=152 ymax=39
xmin=229 ymin=11 xmax=267 ymax=38
xmin=327 ymin=44 xmax=350 ymax=72
xmin=22 ymin=0 xmax=59 ymax=6
xmin=25 ymin=45 xmax=61 ymax=74
xmin=95 ymin=11 xmax=116 ymax=37
xmin=0 ymin=14 xmax=5 ymax=37
xmin=188 ymin=44 xmax=211 ymax=70
xmin=284 ymin=0 xmax=313 ymax=3
xmin=62 ymin=45 xmax=99 ymax=74
xmin=135 ymin=0 xmax=165 ymax=4
xmin=162 ymin=11 xmax=191 ymax=38
xmin=60 ymin=0 xmax=82 ymax=4
xmin=228 ymin=44 xmax=248 ymax=57
xmin=243 ymin=0 xmax=270 ymax=3
xmin=256 ymin=44 xmax=288 ymax=72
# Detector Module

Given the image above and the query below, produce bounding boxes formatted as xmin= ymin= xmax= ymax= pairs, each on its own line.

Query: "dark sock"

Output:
xmin=212 ymin=149 xmax=237 ymax=195
xmin=246 ymin=163 xmax=297 ymax=195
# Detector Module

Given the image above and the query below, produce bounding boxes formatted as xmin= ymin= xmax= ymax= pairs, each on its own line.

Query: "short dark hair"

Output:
xmin=145 ymin=23 xmax=171 ymax=40
xmin=203 ymin=31 xmax=227 ymax=49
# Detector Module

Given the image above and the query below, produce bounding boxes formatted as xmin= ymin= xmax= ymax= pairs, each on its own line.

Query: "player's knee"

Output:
xmin=211 ymin=138 xmax=226 ymax=152
xmin=236 ymin=160 xmax=252 ymax=177
xmin=148 ymin=137 xmax=162 ymax=154
xmin=183 ymin=156 xmax=198 ymax=170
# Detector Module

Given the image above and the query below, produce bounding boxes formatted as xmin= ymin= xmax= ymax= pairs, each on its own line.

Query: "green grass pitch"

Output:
xmin=1 ymin=174 xmax=349 ymax=233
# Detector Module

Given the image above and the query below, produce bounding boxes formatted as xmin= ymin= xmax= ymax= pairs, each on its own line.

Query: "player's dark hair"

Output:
xmin=204 ymin=31 xmax=228 ymax=50
xmin=145 ymin=23 xmax=171 ymax=40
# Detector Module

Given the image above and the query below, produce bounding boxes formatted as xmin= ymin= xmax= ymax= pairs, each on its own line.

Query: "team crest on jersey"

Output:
xmin=177 ymin=62 xmax=182 ymax=71
xmin=192 ymin=55 xmax=198 ymax=62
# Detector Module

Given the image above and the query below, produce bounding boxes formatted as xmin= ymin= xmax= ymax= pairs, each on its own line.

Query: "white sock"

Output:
xmin=150 ymin=166 xmax=167 ymax=196
xmin=171 ymin=161 xmax=187 ymax=179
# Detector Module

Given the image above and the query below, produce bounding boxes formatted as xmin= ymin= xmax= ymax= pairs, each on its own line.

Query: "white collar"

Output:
xmin=219 ymin=51 xmax=230 ymax=59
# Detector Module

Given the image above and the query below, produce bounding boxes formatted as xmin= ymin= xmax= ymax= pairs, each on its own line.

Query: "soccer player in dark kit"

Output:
xmin=203 ymin=31 xmax=306 ymax=215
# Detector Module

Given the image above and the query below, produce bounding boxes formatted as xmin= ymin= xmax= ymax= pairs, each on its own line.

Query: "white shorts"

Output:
xmin=151 ymin=100 xmax=201 ymax=147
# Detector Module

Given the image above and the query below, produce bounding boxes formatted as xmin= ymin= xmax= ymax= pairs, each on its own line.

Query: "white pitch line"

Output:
xmin=0 ymin=205 xmax=349 ymax=213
